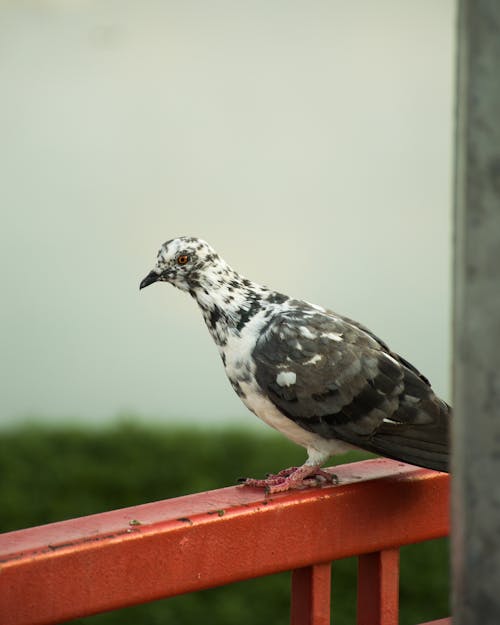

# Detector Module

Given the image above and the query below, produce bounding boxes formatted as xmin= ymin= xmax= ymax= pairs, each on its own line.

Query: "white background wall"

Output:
xmin=1 ymin=0 xmax=455 ymax=427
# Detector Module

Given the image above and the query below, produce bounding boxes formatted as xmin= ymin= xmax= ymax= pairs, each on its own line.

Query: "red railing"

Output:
xmin=0 ymin=458 xmax=450 ymax=625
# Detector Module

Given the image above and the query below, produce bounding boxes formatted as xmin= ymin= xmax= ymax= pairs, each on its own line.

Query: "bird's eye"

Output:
xmin=177 ymin=254 xmax=190 ymax=266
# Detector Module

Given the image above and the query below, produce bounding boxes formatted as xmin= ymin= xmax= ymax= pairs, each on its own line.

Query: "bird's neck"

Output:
xmin=188 ymin=267 xmax=274 ymax=347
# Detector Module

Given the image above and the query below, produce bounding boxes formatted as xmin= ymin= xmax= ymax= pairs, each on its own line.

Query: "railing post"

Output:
xmin=453 ymin=0 xmax=500 ymax=623
xmin=290 ymin=563 xmax=331 ymax=625
xmin=357 ymin=549 xmax=399 ymax=625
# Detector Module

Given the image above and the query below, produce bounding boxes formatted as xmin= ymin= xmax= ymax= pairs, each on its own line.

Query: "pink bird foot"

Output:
xmin=238 ymin=465 xmax=338 ymax=494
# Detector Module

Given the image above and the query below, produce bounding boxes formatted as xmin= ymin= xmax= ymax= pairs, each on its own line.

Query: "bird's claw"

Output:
xmin=238 ymin=466 xmax=338 ymax=494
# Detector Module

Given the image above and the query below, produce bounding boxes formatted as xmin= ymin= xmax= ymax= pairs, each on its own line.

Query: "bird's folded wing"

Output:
xmin=252 ymin=310 xmax=449 ymax=472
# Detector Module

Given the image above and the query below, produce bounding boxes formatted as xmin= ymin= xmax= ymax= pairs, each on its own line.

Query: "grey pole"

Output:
xmin=453 ymin=0 xmax=500 ymax=623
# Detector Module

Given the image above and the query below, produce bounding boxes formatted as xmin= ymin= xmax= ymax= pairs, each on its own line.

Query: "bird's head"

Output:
xmin=140 ymin=236 xmax=225 ymax=293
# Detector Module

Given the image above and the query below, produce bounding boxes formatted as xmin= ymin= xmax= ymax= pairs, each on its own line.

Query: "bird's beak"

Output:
xmin=139 ymin=271 xmax=160 ymax=290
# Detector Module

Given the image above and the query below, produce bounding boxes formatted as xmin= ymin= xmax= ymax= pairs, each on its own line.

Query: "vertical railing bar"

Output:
xmin=357 ymin=548 xmax=400 ymax=625
xmin=290 ymin=562 xmax=332 ymax=625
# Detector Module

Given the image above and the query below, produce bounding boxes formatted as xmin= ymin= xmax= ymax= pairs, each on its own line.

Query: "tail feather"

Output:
xmin=369 ymin=427 xmax=449 ymax=472
xmin=335 ymin=401 xmax=450 ymax=472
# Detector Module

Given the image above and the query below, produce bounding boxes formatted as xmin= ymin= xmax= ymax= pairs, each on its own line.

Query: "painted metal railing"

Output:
xmin=0 ymin=458 xmax=450 ymax=625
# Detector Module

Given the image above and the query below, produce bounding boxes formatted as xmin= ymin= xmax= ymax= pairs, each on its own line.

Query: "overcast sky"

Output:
xmin=1 ymin=0 xmax=455 ymax=429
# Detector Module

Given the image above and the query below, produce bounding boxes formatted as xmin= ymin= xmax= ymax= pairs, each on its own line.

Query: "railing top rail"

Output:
xmin=0 ymin=459 xmax=449 ymax=625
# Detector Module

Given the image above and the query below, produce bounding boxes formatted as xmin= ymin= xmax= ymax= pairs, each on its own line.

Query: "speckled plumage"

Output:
xmin=140 ymin=237 xmax=450 ymax=492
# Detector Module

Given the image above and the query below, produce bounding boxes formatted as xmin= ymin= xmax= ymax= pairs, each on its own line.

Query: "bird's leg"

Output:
xmin=239 ymin=464 xmax=338 ymax=493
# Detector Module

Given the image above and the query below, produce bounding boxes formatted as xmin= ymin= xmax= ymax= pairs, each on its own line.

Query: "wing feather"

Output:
xmin=252 ymin=308 xmax=450 ymax=472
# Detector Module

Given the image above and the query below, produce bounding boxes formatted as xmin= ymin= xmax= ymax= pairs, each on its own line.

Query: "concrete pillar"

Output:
xmin=453 ymin=0 xmax=500 ymax=623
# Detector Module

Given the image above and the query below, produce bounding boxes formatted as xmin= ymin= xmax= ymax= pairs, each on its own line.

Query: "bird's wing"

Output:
xmin=252 ymin=309 xmax=449 ymax=471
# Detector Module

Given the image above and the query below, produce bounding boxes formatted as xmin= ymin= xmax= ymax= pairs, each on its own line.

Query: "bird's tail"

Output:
xmin=365 ymin=400 xmax=450 ymax=472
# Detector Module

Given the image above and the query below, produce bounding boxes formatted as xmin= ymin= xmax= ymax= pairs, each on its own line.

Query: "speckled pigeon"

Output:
xmin=140 ymin=237 xmax=450 ymax=493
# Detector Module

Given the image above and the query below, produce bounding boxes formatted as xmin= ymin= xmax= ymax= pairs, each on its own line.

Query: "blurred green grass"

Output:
xmin=0 ymin=423 xmax=449 ymax=624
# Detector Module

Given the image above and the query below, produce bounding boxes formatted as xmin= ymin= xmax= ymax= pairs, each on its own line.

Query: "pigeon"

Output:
xmin=140 ymin=236 xmax=450 ymax=493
